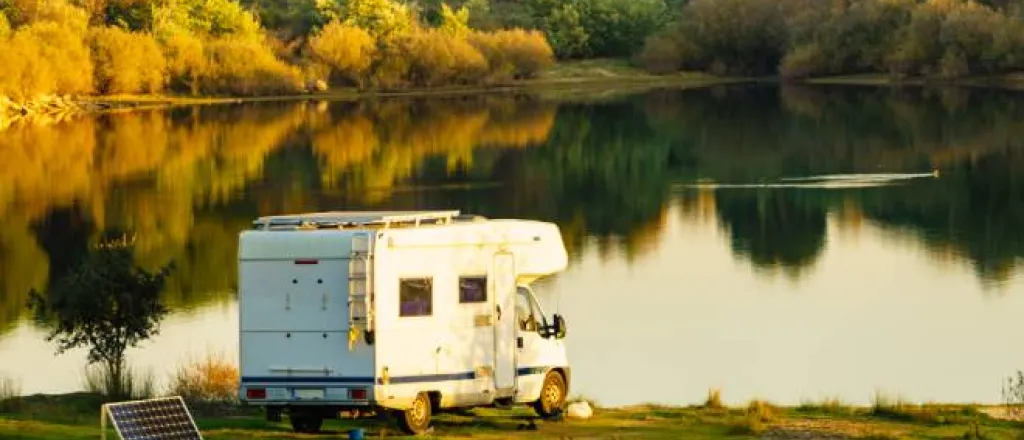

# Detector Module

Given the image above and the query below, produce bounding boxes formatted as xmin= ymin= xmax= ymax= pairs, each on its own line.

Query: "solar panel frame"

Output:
xmin=101 ymin=396 xmax=203 ymax=440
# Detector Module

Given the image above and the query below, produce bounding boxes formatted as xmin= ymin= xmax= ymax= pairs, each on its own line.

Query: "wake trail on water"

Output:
xmin=674 ymin=171 xmax=939 ymax=190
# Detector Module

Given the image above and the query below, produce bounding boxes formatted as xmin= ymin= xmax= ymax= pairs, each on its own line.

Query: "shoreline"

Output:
xmin=5 ymin=62 xmax=1024 ymax=130
xmin=0 ymin=391 xmax=1021 ymax=439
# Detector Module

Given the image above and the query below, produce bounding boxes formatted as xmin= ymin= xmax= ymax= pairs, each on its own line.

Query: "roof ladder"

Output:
xmin=348 ymin=232 xmax=373 ymax=351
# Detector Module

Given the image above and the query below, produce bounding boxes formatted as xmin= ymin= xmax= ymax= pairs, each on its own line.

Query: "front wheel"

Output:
xmin=396 ymin=392 xmax=432 ymax=435
xmin=533 ymin=371 xmax=566 ymax=418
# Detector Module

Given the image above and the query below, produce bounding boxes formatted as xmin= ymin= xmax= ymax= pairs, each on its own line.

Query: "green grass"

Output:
xmin=2 ymin=393 xmax=1023 ymax=440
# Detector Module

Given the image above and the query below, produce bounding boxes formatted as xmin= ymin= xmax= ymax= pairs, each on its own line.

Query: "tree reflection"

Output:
xmin=714 ymin=190 xmax=828 ymax=278
xmin=2 ymin=85 xmax=1024 ymax=334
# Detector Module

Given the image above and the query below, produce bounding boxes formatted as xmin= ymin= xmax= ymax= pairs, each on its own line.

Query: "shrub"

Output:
xmin=203 ymin=36 xmax=304 ymax=95
xmin=83 ymin=364 xmax=156 ymax=400
xmin=780 ymin=42 xmax=830 ymax=79
xmin=406 ymin=29 xmax=488 ymax=87
xmin=0 ymin=21 xmax=94 ymax=100
xmin=746 ymin=399 xmax=778 ymax=422
xmin=0 ymin=375 xmax=21 ymax=412
xmin=493 ymin=28 xmax=554 ymax=79
xmin=703 ymin=388 xmax=723 ymax=409
xmin=168 ymin=353 xmax=239 ymax=404
xmin=161 ymin=30 xmax=207 ymax=95
xmin=1004 ymin=370 xmax=1024 ymax=418
xmin=637 ymin=34 xmax=683 ymax=74
xmin=308 ymin=20 xmax=375 ymax=86
xmin=88 ymin=27 xmax=166 ymax=94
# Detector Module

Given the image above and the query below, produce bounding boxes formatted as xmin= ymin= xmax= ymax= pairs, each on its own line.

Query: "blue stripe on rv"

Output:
xmin=242 ymin=367 xmax=549 ymax=386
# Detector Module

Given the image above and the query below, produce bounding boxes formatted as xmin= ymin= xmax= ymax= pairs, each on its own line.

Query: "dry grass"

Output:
xmin=703 ymin=388 xmax=724 ymax=409
xmin=82 ymin=364 xmax=156 ymax=401
xmin=168 ymin=352 xmax=240 ymax=404
xmin=0 ymin=375 xmax=21 ymax=412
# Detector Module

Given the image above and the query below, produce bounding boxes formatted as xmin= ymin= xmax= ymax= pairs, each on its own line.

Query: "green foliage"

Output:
xmin=152 ymin=0 xmax=262 ymax=40
xmin=648 ymin=0 xmax=1024 ymax=78
xmin=334 ymin=0 xmax=414 ymax=43
xmin=88 ymin=26 xmax=166 ymax=94
xmin=27 ymin=244 xmax=171 ymax=399
xmin=532 ymin=0 xmax=667 ymax=59
xmin=438 ymin=3 xmax=470 ymax=37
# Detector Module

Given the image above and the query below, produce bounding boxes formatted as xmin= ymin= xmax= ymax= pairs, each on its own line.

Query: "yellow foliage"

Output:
xmin=406 ymin=29 xmax=488 ymax=87
xmin=468 ymin=28 xmax=558 ymax=82
xmin=308 ymin=20 xmax=375 ymax=86
xmin=439 ymin=3 xmax=471 ymax=38
xmin=7 ymin=0 xmax=88 ymax=32
xmin=203 ymin=37 xmax=304 ymax=95
xmin=490 ymin=28 xmax=554 ymax=79
xmin=0 ymin=21 xmax=93 ymax=100
xmin=169 ymin=353 xmax=239 ymax=403
xmin=0 ymin=13 xmax=10 ymax=38
xmin=161 ymin=30 xmax=207 ymax=95
xmin=88 ymin=27 xmax=167 ymax=94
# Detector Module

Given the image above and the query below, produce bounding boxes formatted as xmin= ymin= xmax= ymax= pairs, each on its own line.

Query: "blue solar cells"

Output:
xmin=104 ymin=397 xmax=202 ymax=440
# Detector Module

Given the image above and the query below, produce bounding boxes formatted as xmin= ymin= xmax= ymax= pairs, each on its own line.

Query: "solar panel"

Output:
xmin=101 ymin=396 xmax=202 ymax=440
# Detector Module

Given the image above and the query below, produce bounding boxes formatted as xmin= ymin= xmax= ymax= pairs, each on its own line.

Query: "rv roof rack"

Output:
xmin=253 ymin=210 xmax=466 ymax=230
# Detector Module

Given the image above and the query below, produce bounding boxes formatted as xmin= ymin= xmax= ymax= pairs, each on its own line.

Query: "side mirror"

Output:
xmin=552 ymin=314 xmax=566 ymax=339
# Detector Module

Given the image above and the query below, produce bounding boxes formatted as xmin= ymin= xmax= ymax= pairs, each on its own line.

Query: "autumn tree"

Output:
xmin=28 ymin=239 xmax=172 ymax=399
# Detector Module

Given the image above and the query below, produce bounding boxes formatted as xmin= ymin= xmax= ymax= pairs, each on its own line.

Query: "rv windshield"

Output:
xmin=515 ymin=286 xmax=547 ymax=332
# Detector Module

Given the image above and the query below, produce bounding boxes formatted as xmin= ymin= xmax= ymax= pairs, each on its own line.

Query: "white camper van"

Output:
xmin=237 ymin=210 xmax=571 ymax=435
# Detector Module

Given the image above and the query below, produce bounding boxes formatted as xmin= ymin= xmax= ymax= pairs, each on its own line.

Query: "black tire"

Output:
xmin=289 ymin=411 xmax=324 ymax=433
xmin=533 ymin=371 xmax=566 ymax=418
xmin=396 ymin=393 xmax=432 ymax=435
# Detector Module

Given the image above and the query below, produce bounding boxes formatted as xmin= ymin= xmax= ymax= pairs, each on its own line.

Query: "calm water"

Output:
xmin=1 ymin=85 xmax=1022 ymax=407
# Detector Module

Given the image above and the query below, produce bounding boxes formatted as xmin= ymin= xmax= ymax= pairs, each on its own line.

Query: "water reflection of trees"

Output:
xmin=3 ymin=86 xmax=1024 ymax=332
xmin=0 ymin=96 xmax=559 ymax=330
xmin=655 ymin=85 xmax=1024 ymax=284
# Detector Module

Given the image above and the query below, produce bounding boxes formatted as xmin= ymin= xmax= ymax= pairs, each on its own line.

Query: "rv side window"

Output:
xmin=399 ymin=278 xmax=432 ymax=317
xmin=458 ymin=276 xmax=487 ymax=303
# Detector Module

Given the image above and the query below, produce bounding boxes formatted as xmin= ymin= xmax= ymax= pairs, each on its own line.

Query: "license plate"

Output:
xmin=295 ymin=388 xmax=325 ymax=400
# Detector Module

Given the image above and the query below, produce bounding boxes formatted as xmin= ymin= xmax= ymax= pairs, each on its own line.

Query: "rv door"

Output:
xmin=492 ymin=251 xmax=517 ymax=395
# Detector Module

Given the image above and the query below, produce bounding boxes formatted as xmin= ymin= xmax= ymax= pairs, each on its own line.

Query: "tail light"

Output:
xmin=349 ymin=388 xmax=367 ymax=400
xmin=246 ymin=388 xmax=267 ymax=399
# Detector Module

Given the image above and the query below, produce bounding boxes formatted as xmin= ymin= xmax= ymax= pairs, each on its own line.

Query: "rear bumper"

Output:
xmin=239 ymin=377 xmax=376 ymax=407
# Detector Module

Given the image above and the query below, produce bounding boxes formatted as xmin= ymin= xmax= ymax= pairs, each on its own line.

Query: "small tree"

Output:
xmin=28 ymin=240 xmax=172 ymax=400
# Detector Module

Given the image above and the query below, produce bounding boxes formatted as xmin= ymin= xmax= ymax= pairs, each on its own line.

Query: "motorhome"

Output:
xmin=237 ymin=210 xmax=571 ymax=435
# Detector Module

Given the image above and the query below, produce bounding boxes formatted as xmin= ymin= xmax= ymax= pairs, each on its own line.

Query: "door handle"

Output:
xmin=496 ymin=305 xmax=502 ymax=320
xmin=517 ymin=337 xmax=523 ymax=348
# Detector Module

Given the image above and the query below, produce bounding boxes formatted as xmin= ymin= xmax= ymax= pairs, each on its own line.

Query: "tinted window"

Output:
xmin=459 ymin=276 xmax=487 ymax=303
xmin=399 ymin=278 xmax=432 ymax=317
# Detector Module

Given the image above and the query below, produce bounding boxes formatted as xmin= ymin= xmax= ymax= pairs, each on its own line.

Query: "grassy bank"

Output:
xmin=1 ymin=393 xmax=1022 ymax=440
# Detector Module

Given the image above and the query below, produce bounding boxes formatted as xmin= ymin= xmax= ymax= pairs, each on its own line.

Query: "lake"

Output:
xmin=1 ymin=84 xmax=1022 ymax=407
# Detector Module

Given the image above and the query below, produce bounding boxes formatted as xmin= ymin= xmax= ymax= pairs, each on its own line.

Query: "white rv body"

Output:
xmin=237 ymin=211 xmax=571 ymax=432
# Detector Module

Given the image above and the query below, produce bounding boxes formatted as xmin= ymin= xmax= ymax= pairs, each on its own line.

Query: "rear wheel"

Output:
xmin=396 ymin=393 xmax=432 ymax=435
xmin=533 ymin=371 xmax=566 ymax=418
xmin=289 ymin=411 xmax=323 ymax=433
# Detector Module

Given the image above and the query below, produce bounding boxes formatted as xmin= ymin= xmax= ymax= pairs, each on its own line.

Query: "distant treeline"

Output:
xmin=4 ymin=0 xmax=1024 ymax=102
xmin=639 ymin=0 xmax=1024 ymax=79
